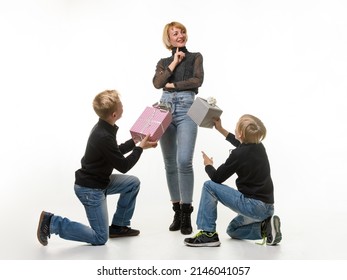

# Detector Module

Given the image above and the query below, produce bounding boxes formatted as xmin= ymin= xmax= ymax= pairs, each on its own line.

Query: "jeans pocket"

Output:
xmin=75 ymin=185 xmax=104 ymax=207
xmin=178 ymin=93 xmax=194 ymax=108
xmin=247 ymin=199 xmax=272 ymax=220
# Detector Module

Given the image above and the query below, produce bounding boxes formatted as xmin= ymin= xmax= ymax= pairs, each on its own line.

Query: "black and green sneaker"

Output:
xmin=184 ymin=231 xmax=221 ymax=247
xmin=261 ymin=215 xmax=282 ymax=246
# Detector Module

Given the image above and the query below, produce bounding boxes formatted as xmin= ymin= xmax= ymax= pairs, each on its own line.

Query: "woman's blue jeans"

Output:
xmin=49 ymin=174 xmax=140 ymax=245
xmin=159 ymin=91 xmax=198 ymax=204
xmin=197 ymin=180 xmax=274 ymax=240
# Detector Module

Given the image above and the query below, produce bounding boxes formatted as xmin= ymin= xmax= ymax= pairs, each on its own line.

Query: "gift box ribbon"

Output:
xmin=137 ymin=108 xmax=166 ymax=140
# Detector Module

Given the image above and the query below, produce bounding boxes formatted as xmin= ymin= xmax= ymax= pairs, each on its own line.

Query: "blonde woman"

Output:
xmin=153 ymin=21 xmax=204 ymax=235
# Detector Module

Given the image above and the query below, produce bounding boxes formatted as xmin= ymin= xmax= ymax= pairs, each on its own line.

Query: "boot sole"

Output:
xmin=181 ymin=230 xmax=193 ymax=235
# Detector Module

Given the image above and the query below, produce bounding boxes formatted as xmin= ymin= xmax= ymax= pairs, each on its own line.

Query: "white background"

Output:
xmin=0 ymin=0 xmax=347 ymax=277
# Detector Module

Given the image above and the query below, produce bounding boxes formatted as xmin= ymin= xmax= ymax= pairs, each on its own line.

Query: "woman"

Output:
xmin=153 ymin=21 xmax=204 ymax=235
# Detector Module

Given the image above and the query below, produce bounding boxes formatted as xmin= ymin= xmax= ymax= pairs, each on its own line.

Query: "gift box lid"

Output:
xmin=187 ymin=97 xmax=223 ymax=128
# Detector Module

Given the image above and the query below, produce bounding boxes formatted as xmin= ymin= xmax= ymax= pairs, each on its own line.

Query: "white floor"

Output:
xmin=1 ymin=177 xmax=347 ymax=279
xmin=2 ymin=170 xmax=347 ymax=261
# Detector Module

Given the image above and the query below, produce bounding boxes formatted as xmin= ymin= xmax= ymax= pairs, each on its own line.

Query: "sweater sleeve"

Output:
xmin=205 ymin=152 xmax=238 ymax=184
xmin=226 ymin=132 xmax=241 ymax=147
xmin=119 ymin=138 xmax=136 ymax=154
xmin=101 ymin=135 xmax=143 ymax=174
xmin=204 ymin=133 xmax=240 ymax=183
xmin=173 ymin=53 xmax=204 ymax=91
xmin=152 ymin=59 xmax=173 ymax=89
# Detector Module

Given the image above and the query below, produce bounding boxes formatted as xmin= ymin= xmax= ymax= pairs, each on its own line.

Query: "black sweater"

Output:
xmin=75 ymin=119 xmax=143 ymax=189
xmin=152 ymin=47 xmax=204 ymax=94
xmin=205 ymin=133 xmax=274 ymax=204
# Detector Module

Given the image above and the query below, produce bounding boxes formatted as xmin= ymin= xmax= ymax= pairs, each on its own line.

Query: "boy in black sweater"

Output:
xmin=184 ymin=114 xmax=282 ymax=247
xmin=37 ymin=90 xmax=157 ymax=246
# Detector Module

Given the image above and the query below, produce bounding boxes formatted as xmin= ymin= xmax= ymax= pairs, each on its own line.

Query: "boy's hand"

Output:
xmin=201 ymin=151 xmax=213 ymax=166
xmin=213 ymin=117 xmax=222 ymax=131
xmin=139 ymin=134 xmax=158 ymax=149
xmin=213 ymin=117 xmax=229 ymax=137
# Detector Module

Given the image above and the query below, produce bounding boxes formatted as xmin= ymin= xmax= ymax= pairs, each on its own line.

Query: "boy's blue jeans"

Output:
xmin=196 ymin=180 xmax=274 ymax=240
xmin=159 ymin=91 xmax=198 ymax=204
xmin=50 ymin=174 xmax=140 ymax=245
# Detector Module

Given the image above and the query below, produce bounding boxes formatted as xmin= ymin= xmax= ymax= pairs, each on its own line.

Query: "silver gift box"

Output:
xmin=187 ymin=97 xmax=223 ymax=128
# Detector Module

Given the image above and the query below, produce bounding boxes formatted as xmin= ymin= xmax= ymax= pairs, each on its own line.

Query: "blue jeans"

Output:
xmin=50 ymin=174 xmax=140 ymax=245
xmin=196 ymin=180 xmax=274 ymax=240
xmin=159 ymin=91 xmax=198 ymax=204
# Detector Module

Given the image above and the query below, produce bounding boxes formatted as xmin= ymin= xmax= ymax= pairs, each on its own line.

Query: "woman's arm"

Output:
xmin=172 ymin=53 xmax=204 ymax=91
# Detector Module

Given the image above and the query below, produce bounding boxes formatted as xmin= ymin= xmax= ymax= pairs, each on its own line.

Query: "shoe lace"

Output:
xmin=193 ymin=231 xmax=205 ymax=238
xmin=256 ymin=231 xmax=266 ymax=245
xmin=193 ymin=231 xmax=216 ymax=238
xmin=42 ymin=223 xmax=51 ymax=238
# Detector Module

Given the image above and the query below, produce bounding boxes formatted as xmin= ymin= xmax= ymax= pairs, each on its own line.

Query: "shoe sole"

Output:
xmin=37 ymin=211 xmax=48 ymax=246
xmin=267 ymin=215 xmax=282 ymax=245
xmin=181 ymin=229 xmax=193 ymax=235
xmin=109 ymin=232 xmax=140 ymax=238
xmin=184 ymin=241 xmax=221 ymax=247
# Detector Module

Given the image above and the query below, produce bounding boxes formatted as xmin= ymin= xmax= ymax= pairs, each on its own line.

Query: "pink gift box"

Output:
xmin=130 ymin=106 xmax=172 ymax=142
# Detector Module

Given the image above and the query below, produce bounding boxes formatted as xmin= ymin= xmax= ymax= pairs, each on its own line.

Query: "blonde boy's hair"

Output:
xmin=162 ymin=21 xmax=188 ymax=50
xmin=236 ymin=114 xmax=267 ymax=144
xmin=93 ymin=90 xmax=121 ymax=119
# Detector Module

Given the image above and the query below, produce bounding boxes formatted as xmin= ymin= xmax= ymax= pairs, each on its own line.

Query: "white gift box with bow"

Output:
xmin=187 ymin=97 xmax=223 ymax=128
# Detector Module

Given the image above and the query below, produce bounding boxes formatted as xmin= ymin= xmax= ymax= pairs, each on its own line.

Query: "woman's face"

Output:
xmin=168 ymin=27 xmax=187 ymax=48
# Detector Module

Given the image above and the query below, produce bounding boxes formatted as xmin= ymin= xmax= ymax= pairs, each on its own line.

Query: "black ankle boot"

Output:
xmin=181 ymin=203 xmax=193 ymax=235
xmin=169 ymin=202 xmax=181 ymax=231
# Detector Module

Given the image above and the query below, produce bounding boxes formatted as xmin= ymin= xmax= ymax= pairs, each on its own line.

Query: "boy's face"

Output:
xmin=111 ymin=102 xmax=123 ymax=123
xmin=114 ymin=101 xmax=123 ymax=121
xmin=235 ymin=123 xmax=242 ymax=143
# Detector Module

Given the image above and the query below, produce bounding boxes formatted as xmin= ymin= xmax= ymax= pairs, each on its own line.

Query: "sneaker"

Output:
xmin=184 ymin=231 xmax=221 ymax=247
xmin=37 ymin=211 xmax=53 ymax=246
xmin=109 ymin=225 xmax=140 ymax=238
xmin=265 ymin=215 xmax=282 ymax=245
